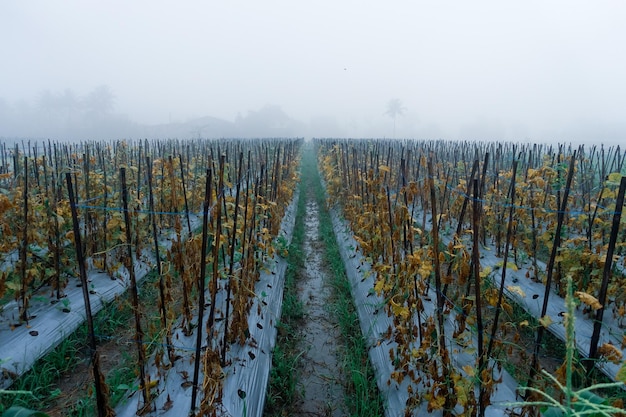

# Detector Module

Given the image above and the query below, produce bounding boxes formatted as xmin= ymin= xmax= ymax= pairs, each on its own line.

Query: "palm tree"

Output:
xmin=385 ymin=98 xmax=406 ymax=138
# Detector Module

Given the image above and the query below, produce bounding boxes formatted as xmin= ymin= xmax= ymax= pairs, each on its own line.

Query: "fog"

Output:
xmin=2 ymin=1 xmax=625 ymax=143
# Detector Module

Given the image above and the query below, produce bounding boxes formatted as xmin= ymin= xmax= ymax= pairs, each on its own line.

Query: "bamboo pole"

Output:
xmin=191 ymin=168 xmax=213 ymax=413
xmin=528 ymin=151 xmax=577 ymax=389
xmin=586 ymin=175 xmax=626 ymax=376
xmin=120 ymin=167 xmax=151 ymax=412
xmin=66 ymin=172 xmax=114 ymax=417
xmin=427 ymin=156 xmax=453 ymax=417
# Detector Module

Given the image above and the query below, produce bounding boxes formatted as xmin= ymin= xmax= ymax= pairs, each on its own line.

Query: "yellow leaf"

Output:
xmin=506 ymin=261 xmax=518 ymax=271
xmin=507 ymin=285 xmax=526 ymax=298
xmin=429 ymin=393 xmax=446 ymax=410
xmin=141 ymin=379 xmax=159 ymax=390
xmin=496 ymin=260 xmax=518 ymax=271
xmin=462 ymin=364 xmax=475 ymax=377
xmin=374 ymin=279 xmax=385 ymax=296
xmin=379 ymin=165 xmax=391 ymax=173
xmin=539 ymin=315 xmax=553 ymax=328
xmin=390 ymin=295 xmax=410 ymax=320
xmin=607 ymin=172 xmax=623 ymax=185
xmin=574 ymin=291 xmax=603 ymax=310
xmin=454 ymin=377 xmax=472 ymax=409
xmin=484 ymin=289 xmax=498 ymax=307
xmin=480 ymin=266 xmax=492 ymax=278
xmin=107 ymin=217 xmax=122 ymax=230
xmin=519 ymin=320 xmax=529 ymax=327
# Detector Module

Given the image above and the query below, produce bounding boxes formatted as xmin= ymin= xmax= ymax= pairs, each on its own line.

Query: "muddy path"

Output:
xmin=292 ymin=191 xmax=347 ymax=416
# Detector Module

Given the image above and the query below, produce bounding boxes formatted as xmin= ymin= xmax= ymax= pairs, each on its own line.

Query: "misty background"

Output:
xmin=1 ymin=1 xmax=625 ymax=143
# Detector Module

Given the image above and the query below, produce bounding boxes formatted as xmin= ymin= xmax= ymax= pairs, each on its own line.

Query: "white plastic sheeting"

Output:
xmin=0 ymin=214 xmax=202 ymax=389
xmin=1 ymin=247 xmax=156 ymax=389
xmin=327 ymin=206 xmax=521 ymax=416
xmin=414 ymin=206 xmax=626 ymax=384
xmin=480 ymin=250 xmax=626 ymax=383
xmin=115 ymin=190 xmax=299 ymax=417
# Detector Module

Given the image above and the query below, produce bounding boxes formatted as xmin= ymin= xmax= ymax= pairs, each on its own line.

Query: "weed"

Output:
xmin=264 ymin=158 xmax=306 ymax=417
xmin=310 ymin=146 xmax=384 ymax=417
xmin=0 ymin=266 xmax=166 ymax=415
xmin=508 ymin=277 xmax=625 ymax=416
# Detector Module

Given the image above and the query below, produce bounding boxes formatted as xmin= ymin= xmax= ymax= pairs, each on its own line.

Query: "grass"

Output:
xmin=489 ymin=286 xmax=565 ymax=383
xmin=509 ymin=277 xmax=626 ymax=416
xmin=266 ymin=145 xmax=383 ymax=416
xmin=484 ymin=279 xmax=626 ymax=411
xmin=309 ymin=146 xmax=384 ymax=417
xmin=0 ymin=268 xmax=165 ymax=416
xmin=1 ymin=323 xmax=86 ymax=413
xmin=264 ymin=158 xmax=306 ymax=416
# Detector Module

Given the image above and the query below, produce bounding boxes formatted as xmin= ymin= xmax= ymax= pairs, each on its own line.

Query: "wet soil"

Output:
xmin=45 ymin=276 xmax=172 ymax=416
xmin=292 ymin=196 xmax=347 ymax=416
xmin=46 ymin=316 xmax=137 ymax=416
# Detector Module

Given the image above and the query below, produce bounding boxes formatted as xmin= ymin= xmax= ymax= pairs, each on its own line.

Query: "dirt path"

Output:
xmin=292 ymin=194 xmax=347 ymax=416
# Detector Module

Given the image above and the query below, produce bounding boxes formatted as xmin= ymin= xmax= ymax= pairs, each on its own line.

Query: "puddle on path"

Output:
xmin=293 ymin=197 xmax=347 ymax=417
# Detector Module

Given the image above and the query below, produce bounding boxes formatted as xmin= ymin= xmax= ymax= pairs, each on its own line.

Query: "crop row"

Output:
xmin=317 ymin=138 xmax=626 ymax=416
xmin=1 ymin=138 xmax=302 ymax=416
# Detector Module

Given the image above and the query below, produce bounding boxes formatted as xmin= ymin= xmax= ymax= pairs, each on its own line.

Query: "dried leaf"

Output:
xmin=162 ymin=394 xmax=173 ymax=411
xmin=574 ymin=291 xmax=602 ymax=310
xmin=428 ymin=393 xmax=446 ymax=410
xmin=598 ymin=343 xmax=623 ymax=364
xmin=390 ymin=296 xmax=410 ymax=320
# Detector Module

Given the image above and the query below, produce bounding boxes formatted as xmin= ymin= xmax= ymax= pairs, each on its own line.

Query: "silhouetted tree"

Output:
xmin=83 ymin=85 xmax=115 ymax=119
xmin=385 ymin=98 xmax=406 ymax=138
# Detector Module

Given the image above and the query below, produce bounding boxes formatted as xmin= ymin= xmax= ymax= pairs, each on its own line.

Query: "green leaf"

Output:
xmin=541 ymin=407 xmax=562 ymax=417
xmin=617 ymin=362 xmax=626 ymax=383
xmin=5 ymin=281 xmax=20 ymax=291
xmin=2 ymin=406 xmax=50 ymax=417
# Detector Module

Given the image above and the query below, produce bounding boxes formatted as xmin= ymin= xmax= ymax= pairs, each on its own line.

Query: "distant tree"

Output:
xmin=59 ymin=88 xmax=79 ymax=121
xmin=385 ymin=98 xmax=406 ymax=138
xmin=83 ymin=85 xmax=115 ymax=119
xmin=38 ymin=89 xmax=58 ymax=119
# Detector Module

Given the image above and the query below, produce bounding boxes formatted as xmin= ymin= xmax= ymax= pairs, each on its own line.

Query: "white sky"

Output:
xmin=2 ymin=0 xmax=626 ymax=141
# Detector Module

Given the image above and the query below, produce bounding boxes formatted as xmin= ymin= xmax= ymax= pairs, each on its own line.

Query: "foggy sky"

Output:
xmin=2 ymin=1 xmax=626 ymax=143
